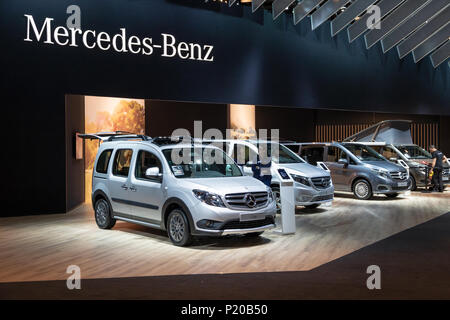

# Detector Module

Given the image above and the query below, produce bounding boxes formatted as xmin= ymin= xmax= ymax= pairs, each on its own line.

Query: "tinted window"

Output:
xmin=96 ymin=149 xmax=113 ymax=174
xmin=397 ymin=145 xmax=432 ymax=159
xmin=135 ymin=150 xmax=163 ymax=182
xmin=263 ymin=143 xmax=304 ymax=164
xmin=327 ymin=147 xmax=339 ymax=162
xmin=112 ymin=149 xmax=133 ymax=177
xmin=286 ymin=145 xmax=299 ymax=153
xmin=343 ymin=144 xmax=385 ymax=162
xmin=380 ymin=146 xmax=398 ymax=160
xmin=301 ymin=147 xmax=324 ymax=165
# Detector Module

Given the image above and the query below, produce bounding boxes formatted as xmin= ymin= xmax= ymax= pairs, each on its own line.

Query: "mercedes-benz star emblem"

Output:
xmin=245 ymin=194 xmax=257 ymax=208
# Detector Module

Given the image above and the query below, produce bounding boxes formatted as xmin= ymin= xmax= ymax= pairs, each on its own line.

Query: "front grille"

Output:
xmin=224 ymin=192 xmax=269 ymax=209
xmin=389 ymin=171 xmax=408 ymax=180
xmin=443 ymin=168 xmax=450 ymax=175
xmin=311 ymin=194 xmax=334 ymax=202
xmin=392 ymin=186 xmax=409 ymax=191
xmin=311 ymin=176 xmax=332 ymax=189
xmin=221 ymin=216 xmax=275 ymax=230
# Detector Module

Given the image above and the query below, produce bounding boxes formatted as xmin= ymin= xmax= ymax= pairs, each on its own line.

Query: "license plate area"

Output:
xmin=240 ymin=213 xmax=265 ymax=222
xmin=443 ymin=177 xmax=449 ymax=181
xmin=398 ymin=182 xmax=407 ymax=187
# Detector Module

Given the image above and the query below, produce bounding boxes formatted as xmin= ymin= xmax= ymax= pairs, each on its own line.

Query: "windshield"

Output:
xmin=343 ymin=144 xmax=386 ymax=162
xmin=163 ymin=147 xmax=242 ymax=179
xmin=265 ymin=143 xmax=305 ymax=164
xmin=396 ymin=145 xmax=432 ymax=159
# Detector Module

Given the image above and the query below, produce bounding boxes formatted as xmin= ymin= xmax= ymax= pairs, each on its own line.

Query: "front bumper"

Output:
xmin=412 ymin=168 xmax=450 ymax=187
xmin=221 ymin=224 xmax=276 ymax=235
xmin=191 ymin=199 xmax=277 ymax=236
xmin=373 ymin=176 xmax=411 ymax=194
xmin=293 ymin=183 xmax=334 ymax=206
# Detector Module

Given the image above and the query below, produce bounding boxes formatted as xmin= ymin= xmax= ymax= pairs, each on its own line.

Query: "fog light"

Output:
xmin=197 ymin=219 xmax=222 ymax=230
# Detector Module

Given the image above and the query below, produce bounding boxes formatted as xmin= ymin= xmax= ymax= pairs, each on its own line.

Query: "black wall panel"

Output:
xmin=145 ymin=100 xmax=228 ymax=138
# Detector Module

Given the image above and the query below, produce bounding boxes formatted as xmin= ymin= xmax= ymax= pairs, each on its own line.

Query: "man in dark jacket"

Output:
xmin=429 ymin=145 xmax=448 ymax=192
xmin=251 ymin=143 xmax=272 ymax=187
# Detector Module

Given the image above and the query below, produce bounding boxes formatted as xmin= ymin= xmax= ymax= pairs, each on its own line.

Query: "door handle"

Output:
xmin=121 ymin=184 xmax=128 ymax=190
xmin=129 ymin=186 xmax=137 ymax=192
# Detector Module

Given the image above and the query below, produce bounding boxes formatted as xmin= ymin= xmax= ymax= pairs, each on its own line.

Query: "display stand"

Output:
xmin=317 ymin=161 xmax=330 ymax=172
xmin=276 ymin=169 xmax=296 ymax=235
xmin=397 ymin=159 xmax=409 ymax=173
xmin=396 ymin=159 xmax=411 ymax=195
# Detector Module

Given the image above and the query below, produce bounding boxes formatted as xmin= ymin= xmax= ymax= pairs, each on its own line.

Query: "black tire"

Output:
xmin=272 ymin=185 xmax=281 ymax=214
xmin=385 ymin=193 xmax=399 ymax=198
xmin=167 ymin=209 xmax=192 ymax=246
xmin=304 ymin=204 xmax=320 ymax=209
xmin=352 ymin=179 xmax=372 ymax=200
xmin=94 ymin=198 xmax=116 ymax=229
xmin=244 ymin=231 xmax=264 ymax=237
xmin=409 ymin=176 xmax=417 ymax=191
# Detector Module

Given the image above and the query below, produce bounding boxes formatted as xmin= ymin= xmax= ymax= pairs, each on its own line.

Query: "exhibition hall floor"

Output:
xmin=0 ymin=191 xmax=448 ymax=283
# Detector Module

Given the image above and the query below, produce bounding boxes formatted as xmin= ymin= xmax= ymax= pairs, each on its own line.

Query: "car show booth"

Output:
xmin=0 ymin=0 xmax=449 ymax=301
xmin=2 ymin=0 xmax=449 ymax=216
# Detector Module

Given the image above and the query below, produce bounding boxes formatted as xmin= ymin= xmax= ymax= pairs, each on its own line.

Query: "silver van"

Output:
xmin=203 ymin=139 xmax=334 ymax=210
xmin=285 ymin=142 xmax=411 ymax=200
xmin=83 ymin=133 xmax=276 ymax=246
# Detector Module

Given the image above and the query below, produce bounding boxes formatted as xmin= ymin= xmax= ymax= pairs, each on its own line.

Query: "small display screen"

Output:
xmin=278 ymin=169 xmax=290 ymax=180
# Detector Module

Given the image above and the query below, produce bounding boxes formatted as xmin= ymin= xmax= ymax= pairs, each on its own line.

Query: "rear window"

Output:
xmin=96 ymin=149 xmax=113 ymax=174
xmin=112 ymin=149 xmax=133 ymax=177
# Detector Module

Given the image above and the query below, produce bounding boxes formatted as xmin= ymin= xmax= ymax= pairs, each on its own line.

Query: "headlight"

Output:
xmin=291 ymin=174 xmax=311 ymax=186
xmin=371 ymin=168 xmax=389 ymax=178
xmin=267 ymin=187 xmax=274 ymax=202
xmin=192 ymin=189 xmax=225 ymax=207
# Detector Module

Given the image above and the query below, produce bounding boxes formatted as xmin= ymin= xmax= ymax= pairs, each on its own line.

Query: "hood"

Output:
xmin=279 ymin=163 xmax=330 ymax=177
xmin=177 ymin=176 xmax=268 ymax=195
xmin=407 ymin=158 xmax=432 ymax=167
xmin=364 ymin=161 xmax=406 ymax=172
xmin=404 ymin=159 xmax=449 ymax=168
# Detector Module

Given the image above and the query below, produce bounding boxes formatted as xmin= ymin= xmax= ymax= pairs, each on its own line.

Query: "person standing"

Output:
xmin=251 ymin=143 xmax=272 ymax=187
xmin=429 ymin=145 xmax=447 ymax=192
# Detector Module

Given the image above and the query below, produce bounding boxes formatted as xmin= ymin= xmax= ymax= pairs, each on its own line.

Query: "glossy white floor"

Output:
xmin=0 ymin=190 xmax=448 ymax=283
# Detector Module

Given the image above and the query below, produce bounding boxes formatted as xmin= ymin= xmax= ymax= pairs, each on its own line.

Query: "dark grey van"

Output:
xmin=284 ymin=142 xmax=411 ymax=200
xmin=368 ymin=143 xmax=449 ymax=190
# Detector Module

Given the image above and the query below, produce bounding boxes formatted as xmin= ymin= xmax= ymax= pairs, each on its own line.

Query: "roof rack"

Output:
xmin=79 ymin=131 xmax=150 ymax=142
xmin=107 ymin=134 xmax=150 ymax=142
xmin=151 ymin=136 xmax=194 ymax=146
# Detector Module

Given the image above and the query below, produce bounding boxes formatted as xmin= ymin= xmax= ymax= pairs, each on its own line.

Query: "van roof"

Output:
xmin=100 ymin=139 xmax=220 ymax=151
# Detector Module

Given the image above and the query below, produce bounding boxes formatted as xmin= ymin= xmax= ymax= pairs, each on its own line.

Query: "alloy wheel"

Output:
xmin=95 ymin=199 xmax=108 ymax=225
xmin=169 ymin=212 xmax=185 ymax=243
xmin=355 ymin=181 xmax=369 ymax=199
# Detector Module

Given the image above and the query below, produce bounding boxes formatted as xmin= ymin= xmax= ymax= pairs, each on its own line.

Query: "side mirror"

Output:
xmin=145 ymin=167 xmax=161 ymax=177
xmin=338 ymin=158 xmax=348 ymax=165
